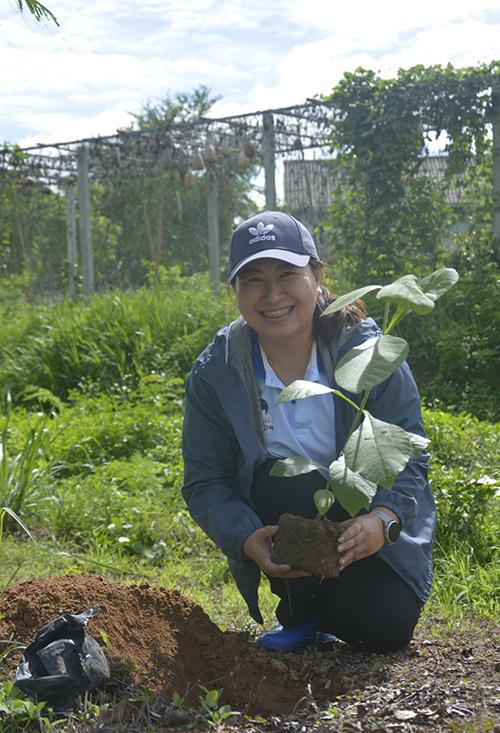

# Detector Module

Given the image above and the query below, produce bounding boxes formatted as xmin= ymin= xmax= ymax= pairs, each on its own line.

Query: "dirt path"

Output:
xmin=0 ymin=574 xmax=498 ymax=731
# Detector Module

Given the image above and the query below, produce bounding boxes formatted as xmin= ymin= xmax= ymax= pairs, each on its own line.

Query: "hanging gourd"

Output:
xmin=191 ymin=152 xmax=205 ymax=170
xmin=244 ymin=141 xmax=256 ymax=158
xmin=203 ymin=144 xmax=216 ymax=163
xmin=236 ymin=150 xmax=248 ymax=169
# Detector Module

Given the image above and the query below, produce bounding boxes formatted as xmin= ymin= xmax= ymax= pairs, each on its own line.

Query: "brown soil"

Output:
xmin=1 ymin=573 xmax=499 ymax=732
xmin=0 ymin=573 xmax=347 ymax=714
xmin=272 ymin=513 xmax=348 ymax=577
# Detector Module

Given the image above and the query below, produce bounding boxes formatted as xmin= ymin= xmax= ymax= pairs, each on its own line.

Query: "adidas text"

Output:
xmin=249 ymin=234 xmax=276 ymax=245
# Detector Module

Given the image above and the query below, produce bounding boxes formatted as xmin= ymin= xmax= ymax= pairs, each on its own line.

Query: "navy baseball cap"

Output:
xmin=228 ymin=211 xmax=319 ymax=282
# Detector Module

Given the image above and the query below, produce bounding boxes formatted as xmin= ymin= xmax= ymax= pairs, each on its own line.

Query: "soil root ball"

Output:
xmin=272 ymin=513 xmax=350 ymax=578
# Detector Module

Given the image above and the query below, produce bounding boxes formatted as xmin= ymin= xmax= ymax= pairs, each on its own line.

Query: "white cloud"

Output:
xmin=1 ymin=0 xmax=499 ymax=146
xmin=288 ymin=0 xmax=500 ymax=36
xmin=16 ymin=108 xmax=136 ymax=148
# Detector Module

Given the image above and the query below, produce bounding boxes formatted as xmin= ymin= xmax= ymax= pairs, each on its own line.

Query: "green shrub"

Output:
xmin=0 ymin=389 xmax=67 ymax=535
xmin=423 ymin=406 xmax=500 ymax=472
xmin=0 ymin=274 xmax=236 ymax=402
xmin=401 ymin=265 xmax=500 ymax=420
xmin=423 ymin=408 xmax=499 ymax=563
xmin=49 ymin=453 xmax=188 ymax=560
xmin=1 ymin=375 xmax=215 ymax=562
xmin=430 ymin=546 xmax=499 ymax=618
xmin=432 ymin=467 xmax=498 ymax=563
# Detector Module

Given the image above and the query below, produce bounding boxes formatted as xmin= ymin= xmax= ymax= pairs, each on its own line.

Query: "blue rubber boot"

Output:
xmin=256 ymin=615 xmax=320 ymax=652
xmin=316 ymin=630 xmax=339 ymax=646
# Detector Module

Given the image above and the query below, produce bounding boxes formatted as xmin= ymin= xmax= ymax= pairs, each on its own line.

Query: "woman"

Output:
xmin=182 ymin=211 xmax=434 ymax=652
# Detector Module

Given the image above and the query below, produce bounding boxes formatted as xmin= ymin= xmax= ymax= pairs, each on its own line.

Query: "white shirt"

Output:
xmin=253 ymin=336 xmax=336 ymax=473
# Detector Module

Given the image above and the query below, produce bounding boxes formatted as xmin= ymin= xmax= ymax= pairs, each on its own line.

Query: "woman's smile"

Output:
xmin=260 ymin=305 xmax=294 ymax=320
xmin=234 ymin=258 xmax=320 ymax=347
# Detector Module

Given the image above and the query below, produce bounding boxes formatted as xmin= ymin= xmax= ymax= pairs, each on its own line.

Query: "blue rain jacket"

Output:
xmin=182 ymin=316 xmax=434 ymax=623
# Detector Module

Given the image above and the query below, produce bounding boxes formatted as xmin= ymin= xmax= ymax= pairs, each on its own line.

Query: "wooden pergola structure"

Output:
xmin=0 ymin=100 xmax=337 ymax=295
xmin=2 ymin=92 xmax=499 ymax=296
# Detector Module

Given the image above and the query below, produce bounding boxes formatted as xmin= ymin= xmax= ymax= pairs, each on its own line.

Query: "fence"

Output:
xmin=1 ymin=101 xmax=339 ymax=299
xmin=1 ymin=96 xmax=499 ymax=300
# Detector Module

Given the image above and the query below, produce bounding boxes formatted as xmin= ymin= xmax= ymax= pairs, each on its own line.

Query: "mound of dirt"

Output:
xmin=0 ymin=573 xmax=346 ymax=714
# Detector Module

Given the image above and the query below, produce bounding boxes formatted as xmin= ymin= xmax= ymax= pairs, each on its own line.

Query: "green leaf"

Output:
xmin=322 ymin=285 xmax=381 ymax=316
xmin=98 ymin=629 xmax=110 ymax=649
xmin=328 ymin=456 xmax=377 ymax=516
xmin=419 ymin=267 xmax=459 ymax=301
xmin=314 ymin=489 xmax=335 ymax=516
xmin=335 ymin=335 xmax=409 ymax=394
xmin=0 ymin=507 xmax=42 ymax=548
xmin=22 ymin=385 xmax=64 ymax=413
xmin=277 ymin=380 xmax=334 ymax=404
xmin=270 ymin=456 xmax=325 ymax=477
xmin=344 ymin=411 xmax=430 ymax=488
xmin=376 ymin=275 xmax=435 ymax=315
xmin=16 ymin=0 xmax=59 ymax=25
xmin=172 ymin=691 xmax=184 ymax=708
xmin=203 ymin=689 xmax=220 ymax=707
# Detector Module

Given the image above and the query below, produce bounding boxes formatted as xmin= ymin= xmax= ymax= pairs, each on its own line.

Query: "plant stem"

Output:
xmin=345 ymin=388 xmax=371 ymax=442
xmin=382 ymin=301 xmax=390 ymax=333
xmin=330 ymin=389 xmax=360 ymax=412
xmin=385 ymin=305 xmax=410 ymax=334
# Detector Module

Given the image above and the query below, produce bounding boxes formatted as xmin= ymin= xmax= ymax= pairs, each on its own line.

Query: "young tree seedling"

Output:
xmin=270 ymin=267 xmax=459 ymax=518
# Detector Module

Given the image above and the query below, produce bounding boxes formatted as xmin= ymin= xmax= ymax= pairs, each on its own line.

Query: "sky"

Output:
xmin=1 ymin=0 xmax=500 ymax=149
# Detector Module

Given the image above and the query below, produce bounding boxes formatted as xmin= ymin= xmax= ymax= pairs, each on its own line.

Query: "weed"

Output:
xmin=98 ymin=629 xmax=110 ymax=650
xmin=172 ymin=685 xmax=240 ymax=728
xmin=0 ymin=389 xmax=65 ymax=535
xmin=0 ymin=635 xmax=23 ymax=665
xmin=195 ymin=686 xmax=239 ymax=728
xmin=430 ymin=546 xmax=500 ymax=619
xmin=0 ymin=680 xmax=51 ymax=732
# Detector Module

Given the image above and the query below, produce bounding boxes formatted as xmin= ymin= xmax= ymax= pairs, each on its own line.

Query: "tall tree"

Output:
xmin=322 ymin=62 xmax=500 ymax=283
xmin=132 ymin=86 xmax=219 ymax=129
xmin=99 ymin=86 xmax=257 ymax=285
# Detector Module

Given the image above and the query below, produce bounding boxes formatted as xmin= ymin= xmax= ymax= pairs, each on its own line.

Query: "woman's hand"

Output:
xmin=337 ymin=513 xmax=389 ymax=570
xmin=243 ymin=526 xmax=311 ymax=578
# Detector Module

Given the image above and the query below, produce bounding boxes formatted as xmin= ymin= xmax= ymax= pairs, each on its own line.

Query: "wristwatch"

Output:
xmin=372 ymin=510 xmax=401 ymax=544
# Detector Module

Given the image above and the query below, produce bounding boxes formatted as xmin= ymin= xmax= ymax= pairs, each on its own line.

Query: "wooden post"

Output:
xmin=66 ymin=182 xmax=78 ymax=299
xmin=77 ymin=145 xmax=94 ymax=293
xmin=262 ymin=112 xmax=276 ymax=210
xmin=207 ymin=164 xmax=220 ymax=293
xmin=492 ymin=86 xmax=500 ymax=261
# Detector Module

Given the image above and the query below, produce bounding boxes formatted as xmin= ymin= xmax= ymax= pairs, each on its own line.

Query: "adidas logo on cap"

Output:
xmin=248 ymin=221 xmax=276 ymax=245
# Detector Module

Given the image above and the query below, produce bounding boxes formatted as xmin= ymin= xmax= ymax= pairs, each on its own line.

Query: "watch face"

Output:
xmin=387 ymin=521 xmax=400 ymax=543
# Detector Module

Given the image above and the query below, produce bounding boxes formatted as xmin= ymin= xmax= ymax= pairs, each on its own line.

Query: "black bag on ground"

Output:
xmin=15 ymin=606 xmax=110 ymax=711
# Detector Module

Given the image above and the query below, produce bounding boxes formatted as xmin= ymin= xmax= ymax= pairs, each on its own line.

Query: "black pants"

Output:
xmin=251 ymin=459 xmax=422 ymax=652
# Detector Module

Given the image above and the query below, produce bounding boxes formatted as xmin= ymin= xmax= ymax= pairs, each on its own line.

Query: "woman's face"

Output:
xmin=234 ymin=258 xmax=321 ymax=345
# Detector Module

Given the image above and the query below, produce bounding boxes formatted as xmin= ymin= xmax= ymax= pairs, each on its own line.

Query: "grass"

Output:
xmin=0 ymin=381 xmax=497 ymax=627
xmin=0 ymin=280 xmax=497 ymax=624
xmin=429 ymin=546 xmax=500 ymax=620
xmin=0 ymin=272 xmax=237 ymax=403
xmin=0 ymin=276 xmax=498 ymax=730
